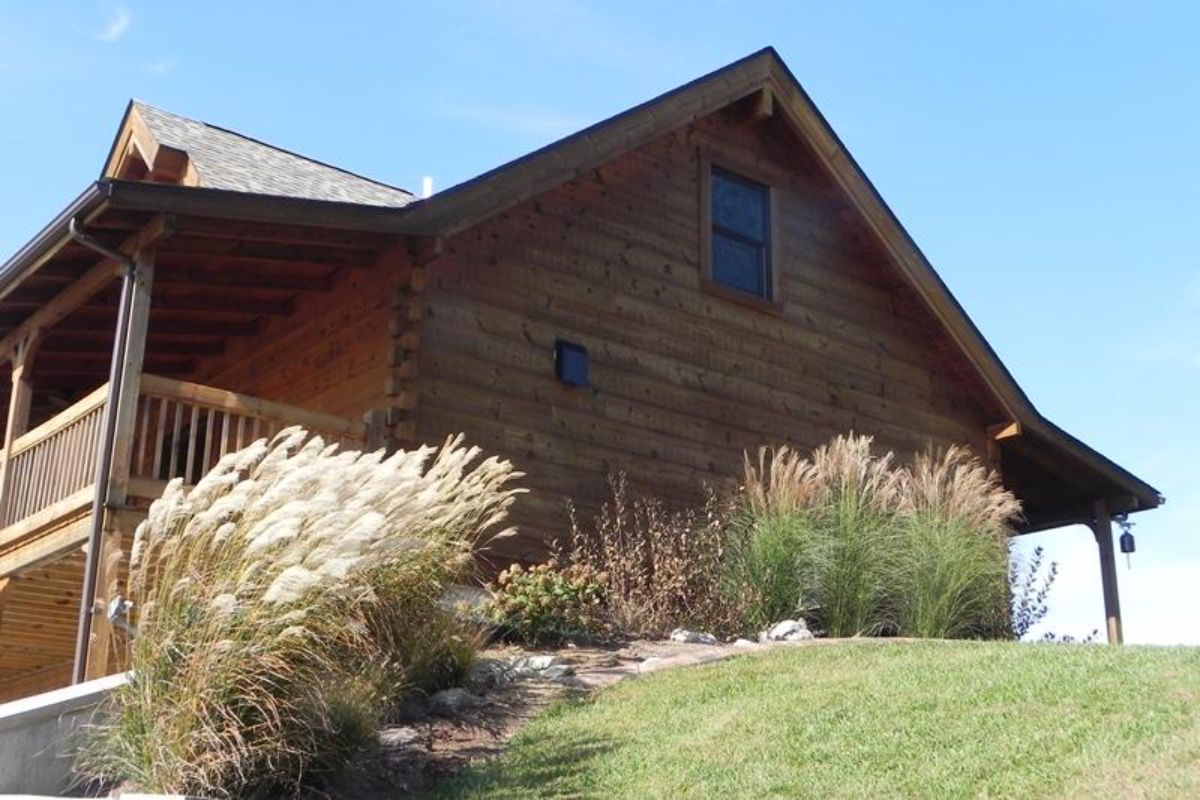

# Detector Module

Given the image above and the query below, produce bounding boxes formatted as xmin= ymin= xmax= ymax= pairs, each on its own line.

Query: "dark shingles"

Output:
xmin=134 ymin=101 xmax=414 ymax=207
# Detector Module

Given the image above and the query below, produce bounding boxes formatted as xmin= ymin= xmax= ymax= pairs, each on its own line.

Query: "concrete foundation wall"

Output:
xmin=0 ymin=672 xmax=127 ymax=796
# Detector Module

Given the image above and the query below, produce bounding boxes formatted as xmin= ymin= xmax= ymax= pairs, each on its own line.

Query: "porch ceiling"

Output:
xmin=0 ymin=203 xmax=401 ymax=425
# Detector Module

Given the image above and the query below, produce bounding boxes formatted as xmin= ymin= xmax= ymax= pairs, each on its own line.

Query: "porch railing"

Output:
xmin=0 ymin=384 xmax=108 ymax=527
xmin=0 ymin=374 xmax=367 ymax=532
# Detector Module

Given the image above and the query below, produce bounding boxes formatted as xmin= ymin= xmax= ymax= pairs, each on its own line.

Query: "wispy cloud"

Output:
xmin=97 ymin=7 xmax=132 ymax=43
xmin=147 ymin=58 xmax=177 ymax=74
xmin=436 ymin=104 xmax=586 ymax=140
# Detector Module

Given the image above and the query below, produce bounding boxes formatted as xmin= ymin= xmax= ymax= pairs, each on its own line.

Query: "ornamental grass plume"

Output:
xmin=729 ymin=434 xmax=1018 ymax=639
xmin=78 ymin=428 xmax=523 ymax=798
xmin=731 ymin=435 xmax=903 ymax=635
xmin=891 ymin=446 xmax=1021 ymax=639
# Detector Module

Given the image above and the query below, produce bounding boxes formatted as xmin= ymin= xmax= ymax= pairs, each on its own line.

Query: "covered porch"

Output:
xmin=0 ymin=184 xmax=406 ymax=700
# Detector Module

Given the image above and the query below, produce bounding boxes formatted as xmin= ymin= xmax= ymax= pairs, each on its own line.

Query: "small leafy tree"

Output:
xmin=1009 ymin=545 xmax=1057 ymax=639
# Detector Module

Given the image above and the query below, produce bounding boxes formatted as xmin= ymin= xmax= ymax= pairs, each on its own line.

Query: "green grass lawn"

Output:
xmin=428 ymin=641 xmax=1200 ymax=799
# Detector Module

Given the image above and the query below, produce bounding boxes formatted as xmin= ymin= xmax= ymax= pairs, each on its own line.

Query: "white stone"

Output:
xmin=514 ymin=654 xmax=557 ymax=671
xmin=733 ymin=638 xmax=757 ymax=647
xmin=507 ymin=654 xmax=575 ymax=681
xmin=763 ymin=619 xmax=813 ymax=642
xmin=669 ymin=628 xmax=719 ymax=645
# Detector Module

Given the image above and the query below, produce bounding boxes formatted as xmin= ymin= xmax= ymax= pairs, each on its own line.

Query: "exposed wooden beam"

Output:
xmin=149 ymin=144 xmax=192 ymax=184
xmin=159 ymin=235 xmax=375 ymax=267
xmin=0 ymin=216 xmax=175 ymax=364
xmin=986 ymin=420 xmax=1022 ymax=464
xmin=748 ymin=85 xmax=774 ymax=121
xmin=988 ymin=421 xmax=1022 ymax=440
xmin=56 ymin=313 xmax=261 ymax=338
xmin=120 ymin=294 xmax=293 ymax=316
xmin=171 ymin=215 xmax=396 ymax=249
xmin=35 ymin=351 xmax=198 ymax=368
xmin=0 ymin=510 xmax=92 ymax=579
xmin=154 ymin=269 xmax=333 ymax=293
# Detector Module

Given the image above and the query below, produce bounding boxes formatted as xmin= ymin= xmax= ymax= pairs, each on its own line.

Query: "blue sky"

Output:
xmin=1 ymin=2 xmax=1196 ymax=643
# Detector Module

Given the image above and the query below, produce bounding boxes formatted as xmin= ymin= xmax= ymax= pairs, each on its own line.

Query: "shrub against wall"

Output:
xmin=79 ymin=429 xmax=522 ymax=799
xmin=487 ymin=560 xmax=606 ymax=644
xmin=565 ymin=475 xmax=746 ymax=638
xmin=732 ymin=437 xmax=904 ymax=636
xmin=732 ymin=436 xmax=1020 ymax=639
xmin=552 ymin=435 xmax=1021 ymax=642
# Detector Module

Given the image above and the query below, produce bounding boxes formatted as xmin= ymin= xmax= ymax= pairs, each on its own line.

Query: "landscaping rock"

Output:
xmin=509 ymin=654 xmax=574 ymax=680
xmin=379 ymin=725 xmax=426 ymax=749
xmin=429 ymin=687 xmax=482 ymax=716
xmin=465 ymin=657 xmax=513 ymax=691
xmin=733 ymin=638 xmax=757 ymax=647
xmin=669 ymin=628 xmax=719 ymax=645
xmin=761 ymin=619 xmax=814 ymax=642
xmin=540 ymin=664 xmax=575 ymax=680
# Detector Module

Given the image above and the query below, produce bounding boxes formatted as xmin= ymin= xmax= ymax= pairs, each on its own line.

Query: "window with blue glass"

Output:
xmin=555 ymin=339 xmax=589 ymax=387
xmin=710 ymin=167 xmax=771 ymax=299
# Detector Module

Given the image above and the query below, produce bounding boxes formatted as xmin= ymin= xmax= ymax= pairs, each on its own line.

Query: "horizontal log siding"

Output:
xmin=417 ymin=111 xmax=999 ymax=562
xmin=192 ymin=255 xmax=398 ymax=421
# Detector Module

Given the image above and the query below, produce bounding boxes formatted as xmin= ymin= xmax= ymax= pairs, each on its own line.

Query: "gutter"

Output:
xmin=0 ymin=183 xmax=109 ymax=298
xmin=67 ymin=217 xmax=137 ymax=685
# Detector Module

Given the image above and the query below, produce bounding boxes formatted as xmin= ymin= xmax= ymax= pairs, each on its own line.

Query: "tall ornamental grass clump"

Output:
xmin=892 ymin=447 xmax=1019 ymax=638
xmin=730 ymin=435 xmax=1020 ymax=639
xmin=78 ymin=428 xmax=522 ymax=798
xmin=731 ymin=437 xmax=902 ymax=636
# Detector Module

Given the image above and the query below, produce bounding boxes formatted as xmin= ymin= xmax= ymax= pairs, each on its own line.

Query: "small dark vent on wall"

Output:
xmin=555 ymin=339 xmax=589 ymax=387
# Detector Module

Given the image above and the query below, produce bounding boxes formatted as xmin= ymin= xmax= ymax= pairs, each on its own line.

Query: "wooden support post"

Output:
xmin=107 ymin=246 xmax=156 ymax=508
xmin=1091 ymin=498 xmax=1124 ymax=645
xmin=0 ymin=330 xmax=44 ymax=520
xmin=84 ymin=513 xmax=125 ymax=680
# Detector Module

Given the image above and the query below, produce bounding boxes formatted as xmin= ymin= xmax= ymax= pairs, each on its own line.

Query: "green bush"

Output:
xmin=77 ymin=430 xmax=522 ymax=798
xmin=731 ymin=437 xmax=904 ymax=636
xmin=728 ymin=436 xmax=1019 ymax=639
xmin=487 ymin=560 xmax=606 ymax=644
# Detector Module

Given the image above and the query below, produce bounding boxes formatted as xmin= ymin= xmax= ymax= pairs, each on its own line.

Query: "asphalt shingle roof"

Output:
xmin=133 ymin=101 xmax=414 ymax=207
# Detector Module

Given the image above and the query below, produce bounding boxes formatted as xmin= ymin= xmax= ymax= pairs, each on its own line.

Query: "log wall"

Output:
xmin=415 ymin=108 xmax=1002 ymax=562
xmin=191 ymin=253 xmax=400 ymax=421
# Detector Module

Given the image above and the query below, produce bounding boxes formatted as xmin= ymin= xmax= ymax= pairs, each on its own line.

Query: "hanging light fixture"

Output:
xmin=1116 ymin=514 xmax=1136 ymax=569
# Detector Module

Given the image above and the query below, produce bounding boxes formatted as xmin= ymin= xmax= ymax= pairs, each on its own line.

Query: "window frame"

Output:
xmin=699 ymin=152 xmax=782 ymax=314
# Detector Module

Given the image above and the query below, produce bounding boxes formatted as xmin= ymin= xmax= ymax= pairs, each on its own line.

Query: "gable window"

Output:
xmin=709 ymin=166 xmax=772 ymax=300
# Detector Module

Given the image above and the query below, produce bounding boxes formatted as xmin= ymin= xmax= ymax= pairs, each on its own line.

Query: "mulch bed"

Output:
xmin=326 ymin=639 xmax=789 ymax=798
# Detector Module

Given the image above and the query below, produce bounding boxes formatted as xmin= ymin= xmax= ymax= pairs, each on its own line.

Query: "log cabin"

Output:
xmin=0 ymin=48 xmax=1160 ymax=700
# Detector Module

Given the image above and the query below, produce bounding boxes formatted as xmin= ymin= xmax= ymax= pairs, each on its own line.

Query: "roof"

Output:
xmin=105 ymin=101 xmax=414 ymax=207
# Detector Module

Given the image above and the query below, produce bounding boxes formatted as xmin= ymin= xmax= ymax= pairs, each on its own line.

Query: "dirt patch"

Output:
xmin=327 ymin=639 xmax=801 ymax=798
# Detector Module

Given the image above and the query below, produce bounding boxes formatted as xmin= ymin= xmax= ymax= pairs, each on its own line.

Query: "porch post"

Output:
xmin=74 ymin=238 xmax=159 ymax=683
xmin=106 ymin=245 xmax=156 ymax=507
xmin=1090 ymin=499 xmax=1124 ymax=645
xmin=0 ymin=331 xmax=43 ymax=519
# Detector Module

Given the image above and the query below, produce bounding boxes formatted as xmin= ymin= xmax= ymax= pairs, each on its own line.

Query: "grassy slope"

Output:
xmin=429 ymin=641 xmax=1200 ymax=799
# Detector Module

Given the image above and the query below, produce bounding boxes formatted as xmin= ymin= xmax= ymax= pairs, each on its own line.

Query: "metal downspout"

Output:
xmin=67 ymin=217 xmax=136 ymax=684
